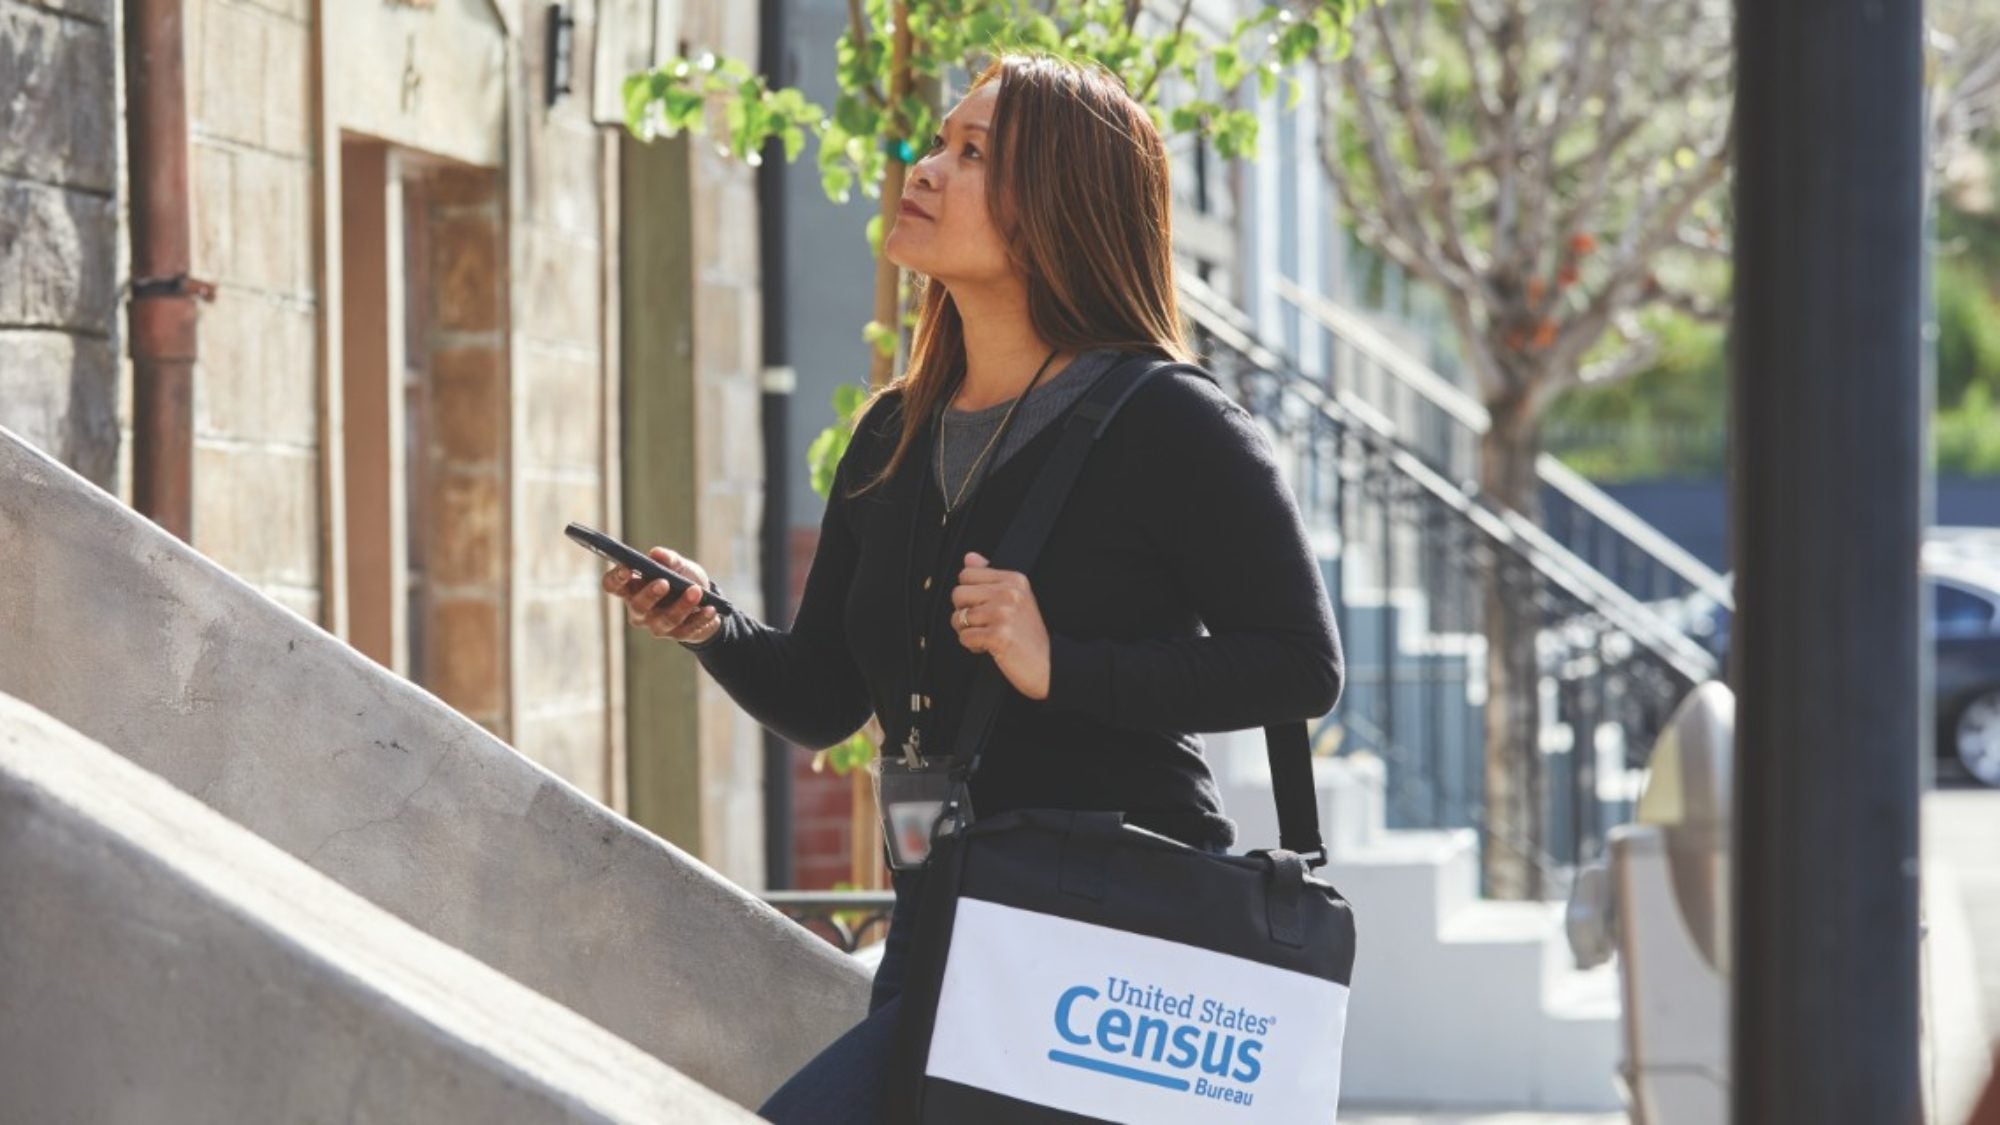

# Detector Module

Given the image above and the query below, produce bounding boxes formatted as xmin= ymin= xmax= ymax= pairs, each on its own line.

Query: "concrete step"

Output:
xmin=1325 ymin=828 xmax=1482 ymax=938
xmin=0 ymin=425 xmax=868 ymax=1110
xmin=0 ymin=692 xmax=758 ymax=1123
xmin=1225 ymin=743 xmax=1626 ymax=1112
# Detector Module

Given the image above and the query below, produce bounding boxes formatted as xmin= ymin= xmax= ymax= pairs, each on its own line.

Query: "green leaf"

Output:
xmin=1285 ymin=73 xmax=1305 ymax=111
xmin=820 ymin=164 xmax=853 ymax=204
xmin=724 ymin=96 xmax=749 ymax=154
xmin=1213 ymin=108 xmax=1261 ymax=160
xmin=866 ymin=213 xmax=886 ymax=257
xmin=862 ymin=319 xmax=898 ymax=357
xmin=664 ymin=87 xmax=706 ymax=134
xmin=1212 ymin=45 xmax=1245 ymax=90
xmin=1275 ymin=20 xmax=1320 ymax=66
xmin=834 ymin=93 xmax=878 ymax=137
xmin=1233 ymin=6 xmax=1284 ymax=39
xmin=833 ymin=381 xmax=867 ymax=418
xmin=1258 ymin=61 xmax=1280 ymax=101
xmin=781 ymin=125 xmax=807 ymax=162
xmin=807 ymin=424 xmax=844 ymax=499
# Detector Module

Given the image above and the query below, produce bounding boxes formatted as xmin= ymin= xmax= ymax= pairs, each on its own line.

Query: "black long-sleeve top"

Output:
xmin=685 ymin=356 xmax=1344 ymax=851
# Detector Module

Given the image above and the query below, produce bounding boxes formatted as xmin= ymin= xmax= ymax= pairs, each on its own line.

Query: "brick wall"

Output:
xmin=786 ymin=523 xmax=879 ymax=890
xmin=413 ymin=169 xmax=510 ymax=741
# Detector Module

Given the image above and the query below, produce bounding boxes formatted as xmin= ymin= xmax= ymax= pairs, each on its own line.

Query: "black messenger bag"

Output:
xmin=885 ymin=355 xmax=1358 ymax=1124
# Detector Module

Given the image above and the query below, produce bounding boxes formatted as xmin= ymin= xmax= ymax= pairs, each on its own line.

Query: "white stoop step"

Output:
xmin=1213 ymin=731 xmax=1623 ymax=1112
xmin=0 ymin=692 xmax=760 ymax=1124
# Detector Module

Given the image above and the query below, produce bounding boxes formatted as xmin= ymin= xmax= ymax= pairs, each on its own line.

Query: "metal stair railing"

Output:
xmin=1179 ymin=271 xmax=1719 ymax=685
xmin=1175 ymin=271 xmax=1715 ymax=882
xmin=1271 ymin=274 xmax=1734 ymax=615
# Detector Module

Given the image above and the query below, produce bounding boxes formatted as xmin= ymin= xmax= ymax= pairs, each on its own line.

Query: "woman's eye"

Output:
xmin=924 ymin=134 xmax=977 ymax=159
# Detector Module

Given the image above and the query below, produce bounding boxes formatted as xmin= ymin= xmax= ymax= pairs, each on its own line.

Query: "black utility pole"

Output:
xmin=1730 ymin=0 xmax=1925 ymax=1122
xmin=757 ymin=0 xmax=796 ymax=891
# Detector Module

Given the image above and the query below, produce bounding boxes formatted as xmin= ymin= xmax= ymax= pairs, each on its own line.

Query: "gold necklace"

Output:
xmin=937 ymin=349 xmax=1058 ymax=518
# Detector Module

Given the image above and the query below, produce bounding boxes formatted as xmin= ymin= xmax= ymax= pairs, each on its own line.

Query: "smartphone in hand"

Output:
xmin=565 ymin=522 xmax=736 ymax=616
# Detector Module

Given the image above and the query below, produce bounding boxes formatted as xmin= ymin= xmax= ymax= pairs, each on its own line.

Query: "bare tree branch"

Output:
xmin=1523 ymin=1 xmax=1629 ymax=283
xmin=1489 ymin=3 xmax=1529 ymax=277
xmin=1368 ymin=0 xmax=1495 ymax=297
xmin=1322 ymin=0 xmax=1736 ymax=415
xmin=1337 ymin=51 xmax=1495 ymax=306
xmin=1320 ymin=87 xmax=1508 ymax=401
xmin=1548 ymin=115 xmax=1734 ymax=378
xmin=1520 ymin=0 xmax=1613 ymax=251
xmin=1673 ymin=224 xmax=1732 ymax=258
xmin=1931 ymin=17 xmax=2000 ymax=186
xmin=1546 ymin=41 xmax=1728 ymax=267
xmin=1646 ymin=280 xmax=1729 ymax=324
xmin=1447 ymin=3 xmax=1506 ymax=151
xmin=1527 ymin=333 xmax=1660 ymax=418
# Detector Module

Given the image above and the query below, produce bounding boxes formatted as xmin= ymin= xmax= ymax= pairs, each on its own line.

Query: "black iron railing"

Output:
xmin=760 ymin=890 xmax=896 ymax=954
xmin=1179 ymin=271 xmax=1718 ymax=890
xmin=1271 ymin=275 xmax=1733 ymax=614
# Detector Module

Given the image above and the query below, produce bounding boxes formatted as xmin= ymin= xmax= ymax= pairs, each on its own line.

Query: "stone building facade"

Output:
xmin=1 ymin=0 xmax=772 ymax=887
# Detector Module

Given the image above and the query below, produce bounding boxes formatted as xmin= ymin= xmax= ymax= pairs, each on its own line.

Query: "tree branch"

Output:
xmin=1131 ymin=0 xmax=1196 ymax=105
xmin=1447 ymin=0 xmax=1506 ymax=150
xmin=1547 ymin=39 xmax=1728 ymax=270
xmin=1524 ymin=0 xmax=1626 ymax=278
xmin=1673 ymin=224 xmax=1732 ymax=258
xmin=847 ymin=0 xmax=886 ymax=107
xmin=1645 ymin=280 xmax=1729 ymax=324
xmin=1489 ymin=2 xmax=1528 ymax=277
xmin=1336 ymin=50 xmax=1491 ymax=303
xmin=1527 ymin=332 xmax=1660 ymax=419
xmin=1368 ymin=0 xmax=1495 ymax=298
xmin=1548 ymin=115 xmax=1734 ymax=378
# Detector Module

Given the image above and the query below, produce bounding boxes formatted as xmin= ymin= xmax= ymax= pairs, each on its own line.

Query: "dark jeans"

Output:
xmin=756 ymin=863 xmax=926 ymax=1124
xmin=755 ymin=840 xmax=1231 ymax=1124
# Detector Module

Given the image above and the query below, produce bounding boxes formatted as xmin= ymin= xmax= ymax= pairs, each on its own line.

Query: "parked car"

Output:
xmin=1652 ymin=528 xmax=2000 ymax=787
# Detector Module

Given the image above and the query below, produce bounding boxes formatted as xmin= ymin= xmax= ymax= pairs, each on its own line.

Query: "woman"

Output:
xmin=601 ymin=51 xmax=1343 ymax=1122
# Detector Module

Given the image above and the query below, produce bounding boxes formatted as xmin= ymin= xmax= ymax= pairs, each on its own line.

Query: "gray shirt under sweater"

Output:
xmin=932 ymin=347 xmax=1125 ymax=506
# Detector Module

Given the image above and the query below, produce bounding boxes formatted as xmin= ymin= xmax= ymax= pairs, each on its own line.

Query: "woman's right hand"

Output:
xmin=602 ymin=546 xmax=721 ymax=645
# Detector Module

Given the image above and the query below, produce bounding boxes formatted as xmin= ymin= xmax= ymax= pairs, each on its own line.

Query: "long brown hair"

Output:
xmin=844 ymin=51 xmax=1197 ymax=499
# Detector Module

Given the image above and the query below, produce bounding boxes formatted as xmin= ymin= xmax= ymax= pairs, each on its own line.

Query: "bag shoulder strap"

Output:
xmin=946 ymin=354 xmax=1328 ymax=866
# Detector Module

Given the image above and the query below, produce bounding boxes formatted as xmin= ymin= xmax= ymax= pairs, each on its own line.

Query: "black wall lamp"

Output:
xmin=546 ymin=3 xmax=576 ymax=107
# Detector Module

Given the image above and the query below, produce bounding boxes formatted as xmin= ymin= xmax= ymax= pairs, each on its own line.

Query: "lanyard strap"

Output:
xmin=900 ymin=358 xmax=1054 ymax=764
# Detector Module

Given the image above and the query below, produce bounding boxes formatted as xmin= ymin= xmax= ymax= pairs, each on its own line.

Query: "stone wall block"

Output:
xmin=430 ymin=345 xmax=505 ymax=463
xmin=192 ymin=444 xmax=319 ymax=586
xmin=430 ymin=470 xmax=504 ymax=588
xmin=0 ymin=181 xmax=117 ymax=329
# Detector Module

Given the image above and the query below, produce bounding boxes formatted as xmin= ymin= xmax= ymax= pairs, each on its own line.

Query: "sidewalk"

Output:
xmin=1924 ymin=782 xmax=2000 ymax=1125
xmin=1344 ymin=1104 xmax=1624 ymax=1112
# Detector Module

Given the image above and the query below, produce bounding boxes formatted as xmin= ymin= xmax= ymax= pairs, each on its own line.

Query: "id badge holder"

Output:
xmin=869 ymin=752 xmax=973 ymax=871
